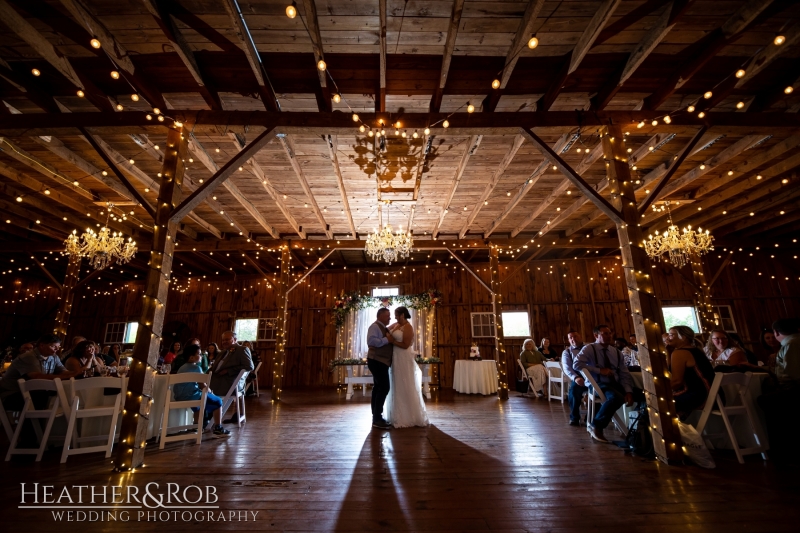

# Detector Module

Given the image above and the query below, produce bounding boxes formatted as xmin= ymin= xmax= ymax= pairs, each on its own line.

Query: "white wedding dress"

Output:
xmin=383 ymin=325 xmax=429 ymax=428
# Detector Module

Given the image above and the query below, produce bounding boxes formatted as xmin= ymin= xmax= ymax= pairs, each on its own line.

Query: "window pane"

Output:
xmin=124 ymin=322 xmax=139 ymax=344
xmin=235 ymin=319 xmax=259 ymax=342
xmin=501 ymin=312 xmax=530 ymax=337
xmin=372 ymin=287 xmax=399 ymax=297
xmin=663 ymin=306 xmax=699 ymax=333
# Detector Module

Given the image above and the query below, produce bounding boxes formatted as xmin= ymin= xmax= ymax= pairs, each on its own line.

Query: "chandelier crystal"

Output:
xmin=64 ymin=204 xmax=138 ymax=270
xmin=643 ymin=202 xmax=713 ymax=268
xmin=365 ymin=203 xmax=413 ymax=264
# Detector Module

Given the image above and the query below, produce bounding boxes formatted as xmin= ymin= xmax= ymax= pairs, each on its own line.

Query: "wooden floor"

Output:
xmin=3 ymin=388 xmax=799 ymax=532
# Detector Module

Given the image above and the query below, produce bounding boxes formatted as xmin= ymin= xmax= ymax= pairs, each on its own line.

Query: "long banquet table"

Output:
xmin=453 ymin=360 xmax=498 ymax=395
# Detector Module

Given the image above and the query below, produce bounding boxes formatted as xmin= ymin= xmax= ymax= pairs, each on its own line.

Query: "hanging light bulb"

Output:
xmin=424 ymin=127 xmax=430 ymax=135
xmin=663 ymin=115 xmax=672 ymax=124
xmin=359 ymin=124 xmax=366 ymax=132
xmin=332 ymin=94 xmax=341 ymax=104
xmin=651 ymin=119 xmax=658 ymax=126
xmin=77 ymin=90 xmax=85 ymax=97
xmin=146 ymin=114 xmax=152 ymax=120
xmin=736 ymin=101 xmax=745 ymax=109
xmin=492 ymin=79 xmax=500 ymax=89
xmin=637 ymin=121 xmax=645 ymax=128
xmin=703 ymin=91 xmax=713 ymax=99
xmin=16 ymin=196 xmax=23 ymax=202
xmin=442 ymin=120 xmax=449 ymax=128
xmin=317 ymin=60 xmax=327 ymax=71
xmin=110 ymin=71 xmax=120 ymax=79
xmin=784 ymin=86 xmax=794 ymax=94
xmin=412 ymin=131 xmax=418 ymax=138
xmin=467 ymin=103 xmax=475 ymax=113
xmin=351 ymin=113 xmax=359 ymax=122
xmin=368 ymin=130 xmax=374 ymax=137
xmin=116 ymin=104 xmax=123 ymax=111
xmin=131 ymin=94 xmax=139 ymax=101
xmin=157 ymin=115 xmax=165 ymax=122
xmin=774 ymin=35 xmax=786 ymax=45
xmin=44 ymin=189 xmax=50 ymax=195
xmin=527 ymin=35 xmax=539 ymax=49
xmin=153 ymin=107 xmax=161 ymax=115
xmin=697 ymin=111 xmax=705 ymax=118
xmin=687 ymin=105 xmax=695 ymax=112
xmin=31 ymin=68 xmax=40 ymax=76
xmin=735 ymin=69 xmax=746 ymax=78
xmin=90 ymin=38 xmax=101 ymax=49
xmin=286 ymin=3 xmax=297 ymax=18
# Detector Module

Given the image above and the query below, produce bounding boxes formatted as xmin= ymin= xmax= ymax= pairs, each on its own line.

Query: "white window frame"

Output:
xmin=713 ymin=305 xmax=737 ymax=333
xmin=471 ymin=312 xmax=496 ymax=338
xmin=501 ymin=311 xmax=531 ymax=338
xmin=372 ymin=286 xmax=400 ymax=297
xmin=662 ymin=305 xmax=701 ymax=333
xmin=257 ymin=318 xmax=278 ymax=342
xmin=104 ymin=322 xmax=138 ymax=344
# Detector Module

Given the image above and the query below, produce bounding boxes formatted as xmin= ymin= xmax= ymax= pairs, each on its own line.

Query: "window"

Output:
xmin=471 ymin=313 xmax=496 ymax=338
xmin=257 ymin=318 xmax=278 ymax=341
xmin=501 ymin=311 xmax=531 ymax=338
xmin=104 ymin=322 xmax=139 ymax=344
xmin=713 ymin=305 xmax=737 ymax=332
xmin=234 ymin=318 xmax=259 ymax=342
xmin=372 ymin=287 xmax=399 ymax=297
xmin=662 ymin=306 xmax=700 ymax=333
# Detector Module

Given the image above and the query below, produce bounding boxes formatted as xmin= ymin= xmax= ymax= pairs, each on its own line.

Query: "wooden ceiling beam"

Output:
xmin=592 ymin=0 xmax=693 ymax=111
xmin=278 ymin=135 xmax=333 ymax=239
xmin=644 ymin=0 xmax=780 ymax=110
xmin=739 ymin=203 xmax=800 ymax=238
xmin=327 ymin=134 xmax=356 ymax=238
xmin=58 ymin=0 xmax=134 ymax=74
xmin=736 ymin=20 xmax=800 ymax=88
xmin=433 ymin=134 xmax=482 ymax=239
xmin=299 ymin=0 xmax=331 ymax=112
xmin=429 ymin=0 xmax=464 ymax=113
xmin=458 ymin=134 xmax=525 ymax=238
xmin=5 ymin=110 xmax=800 ymax=134
xmin=709 ymin=191 xmax=800 ymax=235
xmin=378 ymin=0 xmax=387 ymax=113
xmin=220 ymin=0 xmax=280 ymax=112
xmin=748 ymin=71 xmax=800 ymax=113
xmin=482 ymin=0 xmax=545 ymax=112
xmin=142 ymin=0 xmax=222 ymax=111
xmin=222 ymin=133 xmax=305 ymax=238
xmin=0 ymin=61 xmax=61 ymax=113
xmin=512 ymin=141 xmax=604 ymax=238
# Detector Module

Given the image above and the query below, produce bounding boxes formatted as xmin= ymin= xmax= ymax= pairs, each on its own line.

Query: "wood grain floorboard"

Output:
xmin=1 ymin=388 xmax=798 ymax=532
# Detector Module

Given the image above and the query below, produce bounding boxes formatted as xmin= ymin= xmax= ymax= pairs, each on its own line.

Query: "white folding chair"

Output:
xmin=158 ymin=372 xmax=211 ymax=449
xmin=56 ymin=377 xmax=123 ymax=463
xmin=546 ymin=361 xmax=567 ymax=403
xmin=580 ymin=370 xmax=628 ymax=437
xmin=694 ymin=371 xmax=768 ymax=463
xmin=517 ymin=359 xmax=536 ymax=396
xmin=5 ymin=379 xmax=65 ymax=461
xmin=218 ymin=369 xmax=249 ymax=428
xmin=244 ymin=361 xmax=262 ymax=398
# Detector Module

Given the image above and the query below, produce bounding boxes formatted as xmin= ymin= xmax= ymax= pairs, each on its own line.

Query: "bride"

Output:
xmin=383 ymin=306 xmax=429 ymax=428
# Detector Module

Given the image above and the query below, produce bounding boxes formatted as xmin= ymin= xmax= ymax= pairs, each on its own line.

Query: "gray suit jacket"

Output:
xmin=209 ymin=344 xmax=254 ymax=396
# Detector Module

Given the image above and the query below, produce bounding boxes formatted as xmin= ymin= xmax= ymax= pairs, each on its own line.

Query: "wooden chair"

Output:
xmin=5 ymin=379 xmax=64 ymax=461
xmin=218 ymin=369 xmax=250 ymax=428
xmin=545 ymin=361 xmax=567 ymax=403
xmin=580 ymin=370 xmax=628 ymax=437
xmin=517 ymin=359 xmax=536 ymax=396
xmin=244 ymin=361 xmax=263 ymax=397
xmin=694 ymin=371 xmax=769 ymax=463
xmin=56 ymin=377 xmax=123 ymax=463
xmin=158 ymin=372 xmax=211 ymax=449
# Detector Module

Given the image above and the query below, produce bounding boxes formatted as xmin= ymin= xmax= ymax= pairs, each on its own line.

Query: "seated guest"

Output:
xmin=662 ymin=332 xmax=674 ymax=359
xmin=758 ymin=318 xmax=800 ymax=462
xmin=163 ymin=341 xmax=181 ymax=365
xmin=171 ymin=338 xmax=208 ymax=374
xmin=615 ymin=337 xmax=637 ymax=367
xmin=210 ymin=331 xmax=254 ymax=423
xmin=64 ymin=339 xmax=103 ymax=376
xmin=206 ymin=343 xmax=220 ymax=366
xmin=628 ymin=334 xmax=638 ymax=352
xmin=174 ymin=344 xmax=230 ymax=437
xmin=576 ymin=325 xmax=635 ymax=443
xmin=519 ymin=339 xmax=547 ymax=398
xmin=561 ymin=331 xmax=586 ymax=426
xmin=102 ymin=343 xmax=122 ymax=367
xmin=727 ymin=332 xmax=758 ymax=366
xmin=705 ymin=329 xmax=748 ymax=366
xmin=759 ymin=329 xmax=781 ymax=366
xmin=17 ymin=342 xmax=34 ymax=359
xmin=538 ymin=337 xmax=556 ymax=360
xmin=666 ymin=326 xmax=715 ymax=420
xmin=242 ymin=341 xmax=261 ymax=397
xmin=60 ymin=335 xmax=85 ymax=362
xmin=0 ymin=335 xmax=89 ymax=447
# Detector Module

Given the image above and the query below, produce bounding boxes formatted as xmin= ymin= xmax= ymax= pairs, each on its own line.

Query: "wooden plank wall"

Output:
xmin=4 ymin=252 xmax=798 ymax=389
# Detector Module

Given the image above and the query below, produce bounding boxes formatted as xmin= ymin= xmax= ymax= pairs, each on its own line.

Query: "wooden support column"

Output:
xmin=53 ymin=255 xmax=80 ymax=339
xmin=272 ymin=246 xmax=292 ymax=401
xmin=690 ymin=256 xmax=717 ymax=334
xmin=114 ymin=127 xmax=188 ymax=471
xmin=488 ymin=245 xmax=509 ymax=400
xmin=602 ymin=124 xmax=682 ymax=464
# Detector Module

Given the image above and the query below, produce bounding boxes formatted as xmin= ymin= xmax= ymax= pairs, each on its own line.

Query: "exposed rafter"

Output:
xmin=278 ymin=135 xmax=333 ymax=239
xmin=299 ymin=0 xmax=331 ymax=112
xmin=327 ymin=135 xmax=356 ymax=238
xmin=58 ymin=0 xmax=135 ymax=74
xmin=433 ymin=135 xmax=482 ymax=238
xmin=378 ymin=0 xmax=387 ymax=112
xmin=429 ymin=0 xmax=464 ymax=113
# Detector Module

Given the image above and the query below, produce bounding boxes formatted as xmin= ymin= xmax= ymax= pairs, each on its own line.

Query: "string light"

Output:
xmin=774 ymin=35 xmax=786 ymax=45
xmin=784 ymin=86 xmax=794 ymax=94
xmin=317 ymin=60 xmax=326 ymax=71
xmin=736 ymin=101 xmax=745 ymax=109
xmin=332 ymin=94 xmax=341 ymax=103
xmin=31 ymin=68 xmax=40 ymax=76
xmin=110 ymin=71 xmax=120 ymax=79
xmin=735 ymin=69 xmax=746 ymax=78
xmin=286 ymin=3 xmax=297 ymax=18
xmin=687 ymin=105 xmax=695 ymax=112
xmin=492 ymin=79 xmax=500 ymax=89
xmin=703 ymin=91 xmax=713 ymax=99
xmin=467 ymin=103 xmax=475 ymax=113
xmin=131 ymin=94 xmax=139 ymax=101
xmin=77 ymin=90 xmax=85 ymax=97
xmin=90 ymin=38 xmax=101 ymax=49
xmin=527 ymin=35 xmax=539 ymax=49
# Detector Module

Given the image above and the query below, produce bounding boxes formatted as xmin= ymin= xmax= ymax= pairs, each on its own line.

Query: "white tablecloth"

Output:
xmin=453 ymin=360 xmax=498 ymax=395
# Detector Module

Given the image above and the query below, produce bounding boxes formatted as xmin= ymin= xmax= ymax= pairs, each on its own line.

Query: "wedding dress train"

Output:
xmin=383 ymin=327 xmax=429 ymax=428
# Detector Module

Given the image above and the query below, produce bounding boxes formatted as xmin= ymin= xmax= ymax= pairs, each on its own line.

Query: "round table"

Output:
xmin=453 ymin=360 xmax=498 ymax=395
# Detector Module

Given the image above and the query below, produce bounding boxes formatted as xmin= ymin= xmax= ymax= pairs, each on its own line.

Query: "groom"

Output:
xmin=367 ymin=308 xmax=393 ymax=429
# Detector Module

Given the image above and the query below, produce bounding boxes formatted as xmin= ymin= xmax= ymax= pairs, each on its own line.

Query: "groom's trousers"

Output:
xmin=367 ymin=358 xmax=390 ymax=422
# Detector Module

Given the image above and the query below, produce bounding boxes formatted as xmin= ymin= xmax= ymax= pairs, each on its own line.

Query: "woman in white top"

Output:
xmin=705 ymin=329 xmax=748 ymax=366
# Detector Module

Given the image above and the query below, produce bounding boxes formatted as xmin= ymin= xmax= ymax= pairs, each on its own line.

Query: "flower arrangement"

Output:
xmin=329 ymin=358 xmax=368 ymax=369
xmin=332 ymin=288 xmax=443 ymax=328
xmin=415 ymin=357 xmax=441 ymax=364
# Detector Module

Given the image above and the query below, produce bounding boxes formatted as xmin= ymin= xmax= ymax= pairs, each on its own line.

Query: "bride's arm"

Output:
xmin=392 ymin=324 xmax=414 ymax=349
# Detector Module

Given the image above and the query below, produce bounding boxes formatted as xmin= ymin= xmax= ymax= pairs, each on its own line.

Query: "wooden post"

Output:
xmin=114 ymin=126 xmax=187 ymax=471
xmin=53 ymin=255 xmax=80 ymax=339
xmin=602 ymin=124 xmax=682 ymax=464
xmin=272 ymin=245 xmax=291 ymax=401
xmin=690 ymin=256 xmax=717 ymax=334
xmin=489 ymin=245 xmax=509 ymax=400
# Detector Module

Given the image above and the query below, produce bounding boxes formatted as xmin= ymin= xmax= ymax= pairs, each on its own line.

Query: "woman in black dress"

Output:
xmin=538 ymin=337 xmax=556 ymax=361
xmin=666 ymin=325 xmax=716 ymax=419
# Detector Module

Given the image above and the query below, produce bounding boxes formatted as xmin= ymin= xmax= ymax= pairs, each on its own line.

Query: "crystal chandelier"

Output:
xmin=64 ymin=203 xmax=138 ymax=270
xmin=365 ymin=203 xmax=413 ymax=264
xmin=644 ymin=202 xmax=713 ymax=268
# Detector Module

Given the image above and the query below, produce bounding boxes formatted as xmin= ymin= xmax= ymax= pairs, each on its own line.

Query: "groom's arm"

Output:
xmin=367 ymin=325 xmax=389 ymax=348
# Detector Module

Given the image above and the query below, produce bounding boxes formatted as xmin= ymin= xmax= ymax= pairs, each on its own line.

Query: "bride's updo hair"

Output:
xmin=395 ymin=306 xmax=411 ymax=320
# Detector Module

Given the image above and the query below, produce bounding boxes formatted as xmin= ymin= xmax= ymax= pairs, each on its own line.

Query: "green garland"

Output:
xmin=332 ymin=289 xmax=442 ymax=328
